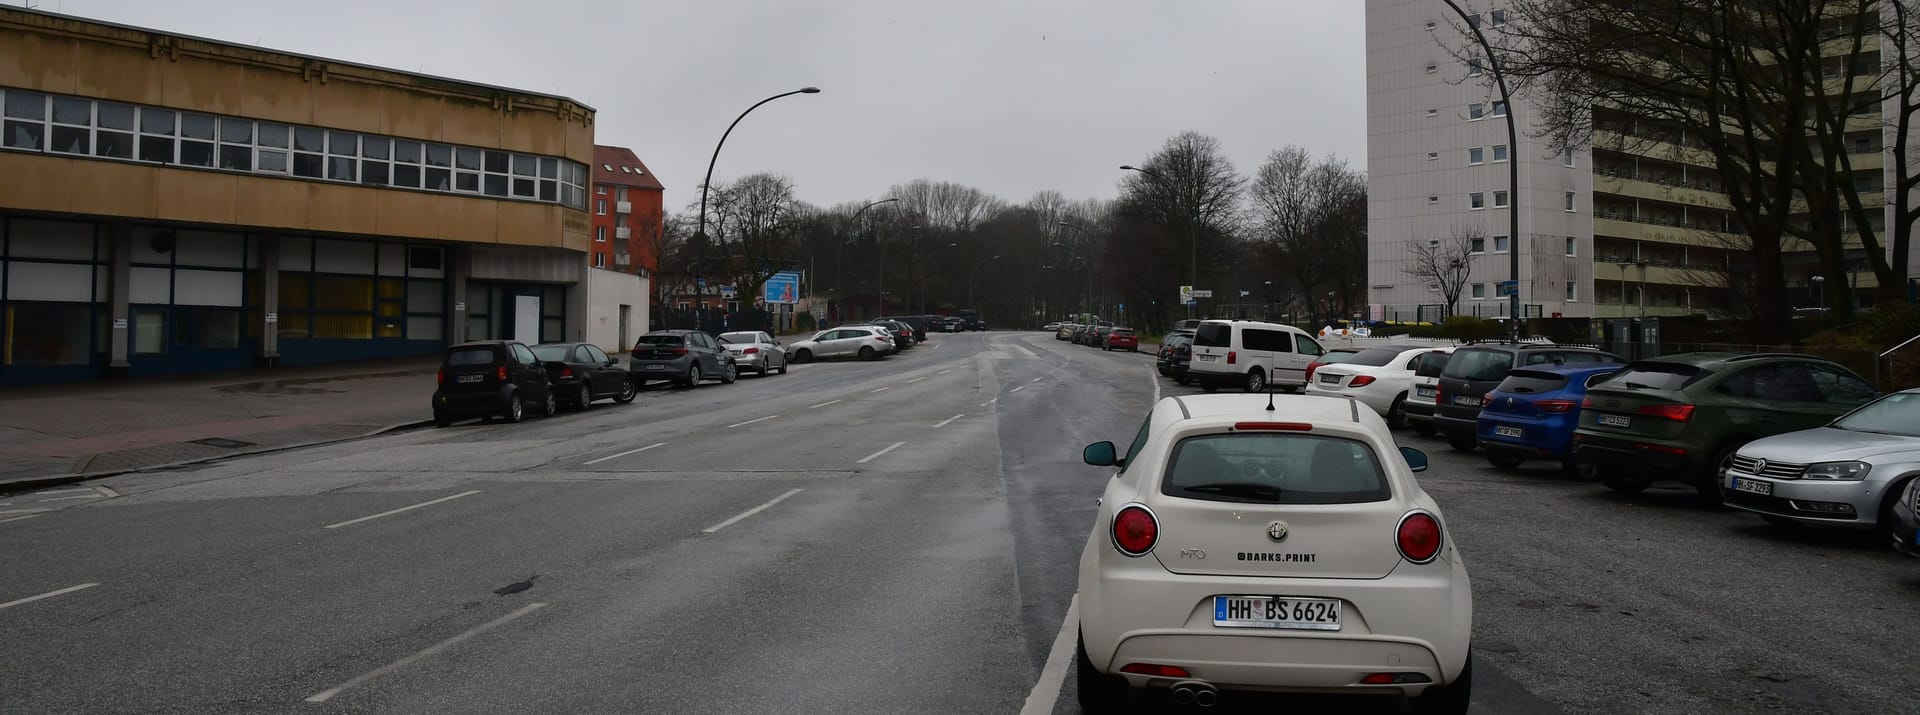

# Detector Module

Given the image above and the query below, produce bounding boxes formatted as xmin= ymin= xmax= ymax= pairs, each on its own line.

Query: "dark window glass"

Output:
xmin=49 ymin=125 xmax=88 ymax=154
xmin=327 ymin=155 xmax=356 ymax=181
xmin=362 ymin=160 xmax=389 ymax=185
xmin=531 ymin=344 xmax=571 ymax=361
xmin=293 ymin=126 xmax=324 ymax=152
xmin=219 ymin=117 xmax=252 ymax=144
xmin=140 ymin=108 xmax=175 ymax=135
xmin=180 ymin=113 xmax=216 ymax=140
xmin=635 ymin=334 xmax=685 ymax=346
xmin=1600 ymin=363 xmax=1703 ymax=391
xmin=1243 ymin=328 xmax=1293 ymax=353
xmin=258 ymin=123 xmax=290 ymax=148
xmin=179 ymin=140 xmax=214 ymax=167
xmin=511 ymin=153 xmax=536 ymax=176
xmin=540 ymin=157 xmax=558 ymax=178
xmin=539 ymin=180 xmax=557 ymax=201
xmin=452 ymin=146 xmax=479 ymax=170
xmin=1194 ymin=323 xmax=1230 ymax=347
xmin=1415 ymin=351 xmax=1452 ymax=378
xmin=3 ymin=90 xmax=45 ymax=119
xmin=484 ymin=150 xmax=509 ymax=173
xmin=393 ymin=163 xmax=421 ymax=188
xmin=1162 ymin=434 xmax=1390 ymax=505
xmin=327 ymin=131 xmax=358 ymax=156
xmin=1119 ymin=416 xmax=1151 ymax=473
xmin=361 ymin=136 xmax=389 ymax=160
xmin=512 ymin=177 xmax=535 ymax=197
xmin=5 ymin=303 xmax=91 ymax=366
xmin=428 ymin=168 xmax=455 ymax=191
xmin=258 ymin=150 xmax=288 ymax=172
xmin=409 ymin=247 xmax=443 ymax=270
xmin=96 ymin=130 xmax=133 ymax=159
xmin=1834 ymin=393 xmax=1920 ymax=436
xmin=483 ymin=174 xmax=508 ymax=196
xmin=97 ymin=102 xmax=134 ymax=130
xmin=1494 ymin=370 xmax=1568 ymax=395
xmin=50 ymin=96 xmax=90 ymax=124
xmin=293 ymin=152 xmax=324 ymax=178
xmin=1442 ymin=348 xmax=1514 ymax=381
xmin=218 ymin=144 xmax=252 ymax=170
xmin=138 ymin=135 xmax=173 ymax=162
xmin=1805 ymin=363 xmax=1878 ymax=404
xmin=393 ymin=139 xmax=421 ymax=163
xmin=447 ymin=347 xmax=498 ymax=366
xmin=4 ymin=121 xmax=43 ymax=150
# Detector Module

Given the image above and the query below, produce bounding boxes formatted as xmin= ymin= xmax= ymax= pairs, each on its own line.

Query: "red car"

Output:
xmin=1103 ymin=328 xmax=1139 ymax=352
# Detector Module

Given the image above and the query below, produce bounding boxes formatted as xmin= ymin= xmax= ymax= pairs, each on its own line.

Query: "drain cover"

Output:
xmin=189 ymin=437 xmax=256 ymax=449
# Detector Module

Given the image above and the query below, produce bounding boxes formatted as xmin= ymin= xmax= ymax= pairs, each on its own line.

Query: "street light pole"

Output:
xmin=836 ymin=198 xmax=898 ymax=322
xmin=692 ymin=86 xmax=820 ymax=332
xmin=1439 ymin=0 xmax=1521 ymax=339
xmin=1121 ymin=164 xmax=1198 ymax=320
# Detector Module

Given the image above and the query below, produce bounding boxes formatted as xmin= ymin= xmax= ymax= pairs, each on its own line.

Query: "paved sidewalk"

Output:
xmin=0 ymin=356 xmax=439 ymax=490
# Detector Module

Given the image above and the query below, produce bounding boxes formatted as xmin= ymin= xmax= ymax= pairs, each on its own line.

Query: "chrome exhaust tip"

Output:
xmin=1193 ymin=686 xmax=1218 ymax=707
xmin=1171 ymin=686 xmax=1195 ymax=705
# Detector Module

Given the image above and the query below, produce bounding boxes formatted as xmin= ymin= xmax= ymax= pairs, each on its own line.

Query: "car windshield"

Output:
xmin=719 ymin=332 xmax=758 ymax=344
xmin=1161 ymin=433 xmax=1390 ymax=505
xmin=1832 ymin=392 xmax=1920 ymax=436
xmin=445 ymin=347 xmax=495 ymax=366
xmin=1442 ymin=348 xmax=1514 ymax=381
xmin=1598 ymin=363 xmax=1704 ymax=391
xmin=529 ymin=345 xmax=570 ymax=361
xmin=634 ymin=334 xmax=684 ymax=346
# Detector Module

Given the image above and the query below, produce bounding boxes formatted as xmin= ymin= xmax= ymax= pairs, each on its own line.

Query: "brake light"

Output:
xmin=743 ymin=347 xmax=759 ymax=355
xmin=1305 ymin=362 xmax=1321 ymax=382
xmin=1581 ymin=396 xmax=1594 ymax=408
xmin=1396 ymin=512 xmax=1443 ymax=563
xmin=1233 ymin=421 xmax=1313 ymax=431
xmin=1349 ymin=375 xmax=1375 ymax=387
xmin=669 ymin=347 xmax=689 ymax=356
xmin=436 ymin=368 xmax=445 ymax=385
xmin=1435 ymin=383 xmax=1444 ymax=404
xmin=496 ymin=366 xmax=508 ymax=381
xmin=1227 ymin=350 xmax=1237 ymax=365
xmin=1535 ymin=399 xmax=1576 ymax=413
xmin=1111 ymin=505 xmax=1158 ymax=556
xmin=1481 ymin=394 xmax=1493 ymax=407
xmin=1120 ymin=663 xmax=1191 ymax=678
xmin=1637 ymin=404 xmax=1695 ymax=422
xmin=560 ymin=367 xmax=574 ymax=379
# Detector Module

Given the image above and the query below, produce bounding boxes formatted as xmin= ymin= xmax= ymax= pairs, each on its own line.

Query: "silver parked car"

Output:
xmin=786 ymin=326 xmax=897 ymax=363
xmin=628 ymin=330 xmax=737 ymax=388
xmin=718 ymin=331 xmax=788 ymax=377
xmin=1722 ymin=388 xmax=1920 ymax=537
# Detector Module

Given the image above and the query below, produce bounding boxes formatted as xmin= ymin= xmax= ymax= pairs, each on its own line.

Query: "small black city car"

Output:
xmin=532 ymin=342 xmax=638 ymax=410
xmin=432 ymin=340 xmax=558 ymax=426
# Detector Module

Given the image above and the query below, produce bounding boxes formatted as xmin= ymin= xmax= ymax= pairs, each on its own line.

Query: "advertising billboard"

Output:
xmin=763 ymin=271 xmax=802 ymax=305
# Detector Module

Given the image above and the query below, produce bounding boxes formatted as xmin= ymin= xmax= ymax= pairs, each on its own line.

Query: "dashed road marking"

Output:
xmin=37 ymin=495 xmax=100 ymax=503
xmin=982 ymin=398 xmax=998 ymax=406
xmin=907 ymin=377 xmax=927 ymax=383
xmin=702 ymin=488 xmax=804 ymax=534
xmin=323 ymin=490 xmax=481 ymax=530
xmin=856 ymin=441 xmax=907 ymax=464
xmin=934 ymin=414 xmax=965 ymax=428
xmin=1031 ymin=377 xmax=1043 ymax=382
xmin=304 ymin=602 xmax=548 ymax=703
xmin=938 ymin=369 xmax=952 ymax=375
xmin=870 ymin=387 xmax=890 ymax=393
xmin=0 ymin=514 xmax=41 ymax=525
xmin=725 ymin=415 xmax=779 ymax=429
xmin=810 ymin=400 xmax=842 ymax=409
xmin=0 ymin=582 xmax=99 ymax=611
xmin=1010 ymin=386 xmax=1025 ymax=393
xmin=584 ymin=442 xmax=666 ymax=466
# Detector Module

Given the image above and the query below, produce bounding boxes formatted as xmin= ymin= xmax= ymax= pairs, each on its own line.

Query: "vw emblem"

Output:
xmin=1266 ymin=521 xmax=1289 ymax=542
xmin=1753 ymin=458 xmax=1768 ymax=473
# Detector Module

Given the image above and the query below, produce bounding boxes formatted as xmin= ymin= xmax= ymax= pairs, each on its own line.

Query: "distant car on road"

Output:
xmin=1720 ymin=388 xmax=1920 ymax=538
xmin=787 ymin=326 xmax=897 ymax=362
xmin=1404 ymin=348 xmax=1457 ymax=437
xmin=531 ymin=342 xmax=638 ymax=410
xmin=718 ymin=331 xmax=789 ymax=377
xmin=1103 ymin=328 xmax=1139 ymax=352
xmin=1435 ymin=343 xmax=1622 ymax=453
xmin=1057 ymin=323 xmax=1080 ymax=341
xmin=1074 ymin=393 xmax=1470 ymax=713
xmin=1474 ymin=362 xmax=1622 ymax=472
xmin=870 ymin=320 xmax=917 ymax=351
xmin=1043 ymin=322 xmax=1062 ymax=332
xmin=432 ymin=340 xmax=558 ymax=426
xmin=1187 ymin=319 xmax=1327 ymax=393
xmin=878 ymin=315 xmax=929 ymax=342
xmin=1304 ymin=345 xmax=1435 ymax=428
xmin=1157 ymin=329 xmax=1195 ymax=378
xmin=628 ymin=330 xmax=738 ymax=389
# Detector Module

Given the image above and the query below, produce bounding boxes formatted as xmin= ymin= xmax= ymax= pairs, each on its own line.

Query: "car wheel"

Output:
xmin=1446 ymin=431 xmax=1477 ymax=453
xmin=1174 ymin=376 xmax=1191 ymax=387
xmin=1601 ymin=471 xmax=1650 ymax=494
xmin=1157 ymin=367 xmax=1169 ymax=376
xmin=1200 ymin=380 xmax=1219 ymax=393
xmin=576 ymin=383 xmax=593 ymax=411
xmin=1486 ymin=452 xmax=1525 ymax=470
xmin=541 ymin=388 xmax=558 ymax=417
xmin=1244 ymin=368 xmax=1266 ymax=393
xmin=1875 ymin=477 xmax=1916 ymax=544
xmin=684 ymin=365 xmax=701 ymax=389
xmin=778 ymin=359 xmax=789 ymax=375
xmin=1412 ymin=420 xmax=1436 ymax=437
xmin=859 ymin=346 xmax=877 ymax=361
xmin=1698 ymin=443 xmax=1741 ymax=508
xmin=1387 ymin=394 xmax=1409 ymax=429
xmin=721 ymin=362 xmax=738 ymax=384
xmin=503 ymin=392 xmax=525 ymax=423
xmin=1412 ymin=656 xmax=1473 ymax=715
xmin=433 ymin=411 xmax=453 ymax=428
xmin=614 ymin=376 xmax=638 ymax=404
xmin=794 ymin=349 xmax=812 ymax=364
xmin=1075 ymin=635 xmax=1129 ymax=713
xmin=758 ymin=362 xmax=770 ymax=377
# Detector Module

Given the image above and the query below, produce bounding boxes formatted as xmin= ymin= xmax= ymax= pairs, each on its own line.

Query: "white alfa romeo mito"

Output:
xmin=1074 ymin=393 xmax=1473 ymax=713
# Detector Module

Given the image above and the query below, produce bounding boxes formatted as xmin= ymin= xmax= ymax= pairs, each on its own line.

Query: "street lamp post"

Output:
xmin=1812 ymin=275 xmax=1827 ymax=313
xmin=836 ymin=198 xmax=898 ymax=322
xmin=1120 ymin=164 xmax=1199 ymax=320
xmin=966 ymin=255 xmax=1002 ymax=309
xmin=1439 ymin=0 xmax=1521 ymax=339
xmin=691 ymin=86 xmax=820 ymax=332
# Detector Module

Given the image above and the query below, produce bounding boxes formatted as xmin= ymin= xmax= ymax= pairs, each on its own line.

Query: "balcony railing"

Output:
xmin=1596 ymin=210 xmax=1738 ymax=235
xmin=616 ymin=201 xmax=632 ymax=215
xmin=1595 ymin=167 xmax=1722 ymax=193
xmin=615 ymin=226 xmax=632 ymax=240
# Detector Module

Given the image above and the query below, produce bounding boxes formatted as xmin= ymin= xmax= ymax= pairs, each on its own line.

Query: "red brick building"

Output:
xmin=588 ymin=145 xmax=664 ymax=275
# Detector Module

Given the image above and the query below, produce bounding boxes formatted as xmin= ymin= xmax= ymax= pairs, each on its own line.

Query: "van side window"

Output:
xmin=1243 ymin=329 xmax=1293 ymax=352
xmin=1295 ymin=335 xmax=1325 ymax=357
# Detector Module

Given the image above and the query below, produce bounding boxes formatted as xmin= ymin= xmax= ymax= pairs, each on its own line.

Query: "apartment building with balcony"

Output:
xmin=588 ymin=145 xmax=664 ymax=276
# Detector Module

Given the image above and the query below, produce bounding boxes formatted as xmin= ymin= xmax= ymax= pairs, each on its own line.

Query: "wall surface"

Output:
xmin=584 ymin=267 xmax=650 ymax=353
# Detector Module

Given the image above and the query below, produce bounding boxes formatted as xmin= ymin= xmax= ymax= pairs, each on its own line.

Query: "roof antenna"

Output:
xmin=1265 ymin=353 xmax=1277 ymax=411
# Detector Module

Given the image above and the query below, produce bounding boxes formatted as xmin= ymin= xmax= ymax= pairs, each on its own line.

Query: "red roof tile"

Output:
xmin=591 ymin=144 xmax=665 ymax=191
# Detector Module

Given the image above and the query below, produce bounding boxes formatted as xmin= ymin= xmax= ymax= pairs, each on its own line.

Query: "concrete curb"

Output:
xmin=0 ymin=418 xmax=435 ymax=495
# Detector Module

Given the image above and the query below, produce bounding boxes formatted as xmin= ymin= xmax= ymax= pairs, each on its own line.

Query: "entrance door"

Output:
xmin=513 ymin=295 xmax=541 ymax=345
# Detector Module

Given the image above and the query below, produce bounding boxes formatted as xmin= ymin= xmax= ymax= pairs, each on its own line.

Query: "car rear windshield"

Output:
xmin=719 ymin=332 xmax=757 ymax=344
xmin=1496 ymin=370 xmax=1568 ymax=394
xmin=1320 ymin=348 xmax=1363 ymax=364
xmin=1598 ymin=363 xmax=1705 ymax=391
xmin=1112 ymin=329 xmax=1134 ymax=336
xmin=1165 ymin=334 xmax=1192 ymax=346
xmin=1161 ymin=433 xmax=1390 ymax=505
xmin=1194 ymin=324 xmax=1230 ymax=347
xmin=635 ymin=334 xmax=684 ymax=346
xmin=530 ymin=345 xmax=570 ymax=361
xmin=446 ymin=347 xmax=497 ymax=366
xmin=1341 ymin=348 xmax=1409 ymax=367
xmin=1442 ymin=348 xmax=1514 ymax=381
xmin=1414 ymin=351 xmax=1451 ymax=377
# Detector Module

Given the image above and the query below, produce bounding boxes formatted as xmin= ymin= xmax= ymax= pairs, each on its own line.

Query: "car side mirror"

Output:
xmin=1083 ymin=441 xmax=1118 ymax=467
xmin=607 ymin=357 xmax=620 ymax=366
xmin=1400 ymin=447 xmax=1429 ymax=473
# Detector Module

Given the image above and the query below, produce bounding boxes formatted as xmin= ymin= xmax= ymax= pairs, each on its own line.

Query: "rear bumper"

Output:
xmin=432 ymin=389 xmax=507 ymax=417
xmin=1476 ymin=416 xmax=1574 ymax=460
xmin=1433 ymin=414 xmax=1478 ymax=436
xmin=1404 ymin=399 xmax=1437 ymax=424
xmin=629 ymin=356 xmax=691 ymax=380
xmin=1571 ymin=433 xmax=1699 ymax=483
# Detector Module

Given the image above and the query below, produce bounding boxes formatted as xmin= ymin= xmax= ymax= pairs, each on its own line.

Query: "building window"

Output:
xmin=293 ymin=126 xmax=324 ymax=178
xmin=1427 ymin=195 xmax=1439 ymax=205
xmin=597 ymin=199 xmax=606 ymax=215
xmin=1565 ymin=237 xmax=1577 ymax=256
xmin=1470 ymin=192 xmax=1486 ymax=210
xmin=596 ymin=185 xmax=607 ymax=195
xmin=1469 ymin=103 xmax=1485 ymax=120
xmin=1565 ymin=191 xmax=1577 ymax=212
xmin=47 ymin=95 xmax=89 ymax=155
xmin=1427 ymin=152 xmax=1439 ymax=161
xmin=1426 ymin=64 xmax=1439 ymax=74
xmin=1566 ymin=282 xmax=1578 ymax=302
xmin=594 ymin=252 xmax=607 ymax=268
xmin=1467 ymin=13 xmax=1481 ymax=28
xmin=1493 ymin=190 xmax=1509 ymax=208
xmin=1470 ymin=237 xmax=1486 ymax=253
xmin=1471 ymin=283 xmax=1486 ymax=299
xmin=1563 ymin=149 xmax=1576 ymax=167
xmin=1468 ymin=60 xmax=1483 ymax=77
xmin=1491 ymin=9 xmax=1506 ymax=26
xmin=179 ymin=113 xmax=216 ymax=167
xmin=139 ymin=107 xmax=175 ymax=163
xmin=1469 ymin=147 xmax=1484 ymax=165
xmin=595 ymin=226 xmax=607 ymax=242
xmin=1492 ymin=101 xmax=1508 ymax=117
xmin=1494 ymin=235 xmax=1510 ymax=252
xmin=3 ymin=89 xmax=47 ymax=151
xmin=617 ymin=186 xmax=628 ymax=202
xmin=1492 ymin=144 xmax=1509 ymax=162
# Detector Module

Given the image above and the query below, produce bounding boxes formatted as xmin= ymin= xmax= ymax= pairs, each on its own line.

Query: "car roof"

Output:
xmin=534 ymin=341 xmax=585 ymax=347
xmin=1513 ymin=362 xmax=1623 ymax=375
xmin=645 ymin=329 xmax=698 ymax=336
xmin=1633 ymin=351 xmax=1838 ymax=368
xmin=1167 ymin=393 xmax=1364 ymax=424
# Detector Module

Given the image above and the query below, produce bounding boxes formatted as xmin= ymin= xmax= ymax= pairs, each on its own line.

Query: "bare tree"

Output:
xmin=1249 ymin=147 xmax=1367 ymax=319
xmin=641 ymin=209 xmax=694 ymax=311
xmin=1120 ymin=131 xmax=1246 ymax=319
xmin=887 ymin=179 xmax=1006 ymax=311
xmin=703 ymin=172 xmax=805 ymax=301
xmin=1403 ymin=225 xmax=1482 ymax=319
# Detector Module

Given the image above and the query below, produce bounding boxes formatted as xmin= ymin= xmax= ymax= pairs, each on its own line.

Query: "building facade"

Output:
xmin=0 ymin=7 xmax=595 ymax=384
xmin=587 ymin=145 xmax=664 ymax=275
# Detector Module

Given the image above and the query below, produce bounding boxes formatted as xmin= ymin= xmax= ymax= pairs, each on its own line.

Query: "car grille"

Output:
xmin=1728 ymin=455 xmax=1809 ymax=479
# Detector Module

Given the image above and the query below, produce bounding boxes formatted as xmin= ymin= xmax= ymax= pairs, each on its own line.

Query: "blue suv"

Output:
xmin=1476 ymin=363 xmax=1623 ymax=472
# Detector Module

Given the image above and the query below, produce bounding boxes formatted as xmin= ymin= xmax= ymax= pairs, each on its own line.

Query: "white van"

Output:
xmin=1186 ymin=319 xmax=1326 ymax=393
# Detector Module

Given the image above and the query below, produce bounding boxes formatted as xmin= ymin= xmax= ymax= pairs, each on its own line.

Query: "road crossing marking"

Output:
xmin=583 ymin=442 xmax=666 ymax=466
xmin=323 ymin=490 xmax=481 ymax=529
xmin=856 ymin=442 xmax=907 ymax=464
xmin=702 ymin=488 xmax=805 ymax=534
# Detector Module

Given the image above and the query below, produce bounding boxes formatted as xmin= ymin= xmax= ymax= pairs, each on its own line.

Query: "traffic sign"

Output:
xmin=1497 ymin=280 xmax=1518 ymax=297
xmin=1178 ymin=285 xmax=1193 ymax=302
xmin=1190 ymin=289 xmax=1213 ymax=299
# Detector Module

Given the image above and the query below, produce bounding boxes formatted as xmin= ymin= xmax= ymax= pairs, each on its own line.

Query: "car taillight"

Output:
xmin=1637 ymin=404 xmax=1696 ymax=422
xmin=1396 ymin=512 xmax=1443 ymax=563
xmin=1481 ymin=394 xmax=1493 ymax=406
xmin=1305 ymin=362 xmax=1321 ymax=381
xmin=560 ymin=367 xmax=574 ymax=379
xmin=1111 ymin=505 xmax=1158 ymax=556
xmin=1234 ymin=421 xmax=1313 ymax=431
xmin=1349 ymin=375 xmax=1375 ymax=387
xmin=1120 ymin=663 xmax=1191 ymax=678
xmin=496 ymin=366 xmax=508 ymax=381
xmin=1535 ymin=399 xmax=1576 ymax=413
xmin=670 ymin=347 xmax=688 ymax=356
xmin=743 ymin=347 xmax=759 ymax=355
xmin=436 ymin=368 xmax=445 ymax=385
xmin=876 ymin=336 xmax=891 ymax=343
xmin=1581 ymin=396 xmax=1594 ymax=408
xmin=1227 ymin=350 xmax=1238 ymax=365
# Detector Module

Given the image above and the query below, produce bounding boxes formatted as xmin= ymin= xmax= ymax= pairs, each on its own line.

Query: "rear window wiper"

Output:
xmin=1181 ymin=482 xmax=1283 ymax=500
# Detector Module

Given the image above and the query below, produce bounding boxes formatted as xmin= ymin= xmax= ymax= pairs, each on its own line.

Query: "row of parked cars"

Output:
xmin=1052 ymin=322 xmax=1141 ymax=351
xmin=1146 ymin=320 xmax=1920 ymax=555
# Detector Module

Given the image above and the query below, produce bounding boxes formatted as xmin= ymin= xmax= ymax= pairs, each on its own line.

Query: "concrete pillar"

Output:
xmin=257 ymin=235 xmax=280 ymax=364
xmin=106 ymin=223 xmax=131 ymax=375
xmin=448 ymin=245 xmax=470 ymax=344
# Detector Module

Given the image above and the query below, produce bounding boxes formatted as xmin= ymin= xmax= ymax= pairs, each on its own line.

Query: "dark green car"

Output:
xmin=1572 ymin=352 xmax=1880 ymax=504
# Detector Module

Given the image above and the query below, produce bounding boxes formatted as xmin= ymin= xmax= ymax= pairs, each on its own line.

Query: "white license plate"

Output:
xmin=457 ymin=374 xmax=483 ymax=383
xmin=1494 ymin=425 xmax=1523 ymax=438
xmin=646 ymin=364 xmax=667 ymax=371
xmin=1213 ymin=596 xmax=1342 ymax=631
xmin=1598 ymin=414 xmax=1631 ymax=428
xmin=1416 ymin=386 xmax=1437 ymax=397
xmin=1319 ymin=374 xmax=1341 ymax=384
xmin=1731 ymin=478 xmax=1772 ymax=496
xmin=1197 ymin=355 xmax=1219 ymax=362
xmin=1452 ymin=395 xmax=1481 ymax=406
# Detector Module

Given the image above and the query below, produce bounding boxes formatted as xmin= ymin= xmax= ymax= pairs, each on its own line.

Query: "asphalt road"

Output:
xmin=1 ymin=331 xmax=1914 ymax=714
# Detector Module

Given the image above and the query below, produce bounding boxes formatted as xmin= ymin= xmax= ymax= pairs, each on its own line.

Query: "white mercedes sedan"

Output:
xmin=1074 ymin=393 xmax=1473 ymax=713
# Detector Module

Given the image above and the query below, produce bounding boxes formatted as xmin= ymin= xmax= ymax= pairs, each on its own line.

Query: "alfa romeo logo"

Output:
xmin=1266 ymin=521 xmax=1289 ymax=542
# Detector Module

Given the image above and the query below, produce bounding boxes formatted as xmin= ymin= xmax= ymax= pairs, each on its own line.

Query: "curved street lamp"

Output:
xmin=1440 ymin=0 xmax=1521 ymax=336
xmin=690 ymin=87 xmax=820 ymax=327
xmin=833 ymin=197 xmax=897 ymax=322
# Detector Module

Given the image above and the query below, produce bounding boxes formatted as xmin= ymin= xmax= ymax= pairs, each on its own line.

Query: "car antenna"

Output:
xmin=1266 ymin=354 xmax=1277 ymax=412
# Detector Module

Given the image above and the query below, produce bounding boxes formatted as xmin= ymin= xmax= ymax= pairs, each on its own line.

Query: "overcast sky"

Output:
xmin=52 ymin=0 xmax=1365 ymax=210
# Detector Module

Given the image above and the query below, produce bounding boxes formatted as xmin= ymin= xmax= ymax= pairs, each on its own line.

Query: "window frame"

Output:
xmin=1468 ymin=147 xmax=1484 ymax=165
xmin=1470 ymin=192 xmax=1486 ymax=210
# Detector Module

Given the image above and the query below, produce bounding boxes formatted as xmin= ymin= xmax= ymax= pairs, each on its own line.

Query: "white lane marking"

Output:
xmin=907 ymin=377 xmax=927 ymax=383
xmin=0 ymin=507 xmax=53 ymax=515
xmin=937 ymin=369 xmax=952 ymax=375
xmin=37 ymin=495 xmax=101 ymax=503
xmin=0 ymin=514 xmax=40 ymax=525
xmin=29 ymin=488 xmax=95 ymax=496
xmin=1010 ymin=386 xmax=1025 ymax=393
xmin=1150 ymin=361 xmax=1162 ymax=403
xmin=583 ymin=442 xmax=666 ymax=466
xmin=1019 ymin=593 xmax=1081 ymax=715
xmin=304 ymin=602 xmax=548 ymax=703
xmin=933 ymin=414 xmax=965 ymax=428
xmin=93 ymin=486 xmax=121 ymax=498
xmin=700 ymin=488 xmax=805 ymax=534
xmin=981 ymin=398 xmax=998 ymax=407
xmin=869 ymin=387 xmax=890 ymax=393
xmin=726 ymin=415 xmax=778 ymax=429
xmin=323 ymin=490 xmax=482 ymax=530
xmin=1031 ymin=377 xmax=1043 ymax=382
xmin=810 ymin=399 xmax=842 ymax=409
xmin=0 ymin=582 xmax=99 ymax=611
xmin=856 ymin=441 xmax=907 ymax=464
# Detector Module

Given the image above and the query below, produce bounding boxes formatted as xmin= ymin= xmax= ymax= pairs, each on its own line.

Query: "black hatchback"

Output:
xmin=432 ymin=340 xmax=557 ymax=426
xmin=1433 ymin=343 xmax=1622 ymax=452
